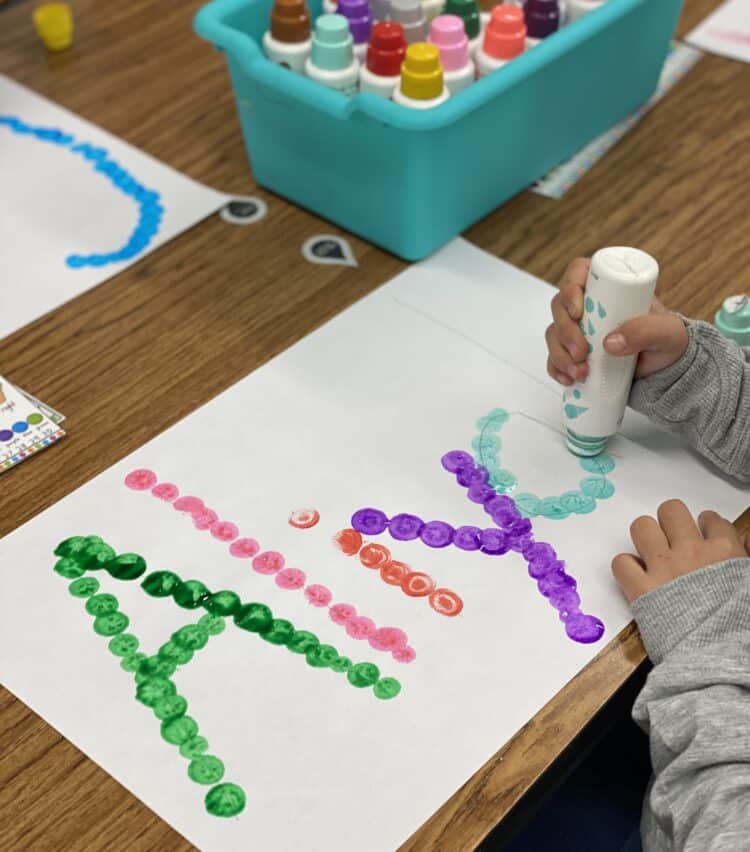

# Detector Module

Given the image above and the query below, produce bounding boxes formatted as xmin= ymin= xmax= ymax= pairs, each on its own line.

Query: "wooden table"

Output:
xmin=1 ymin=0 xmax=748 ymax=848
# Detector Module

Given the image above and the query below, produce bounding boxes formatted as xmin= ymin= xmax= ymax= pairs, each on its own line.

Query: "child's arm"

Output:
xmin=613 ymin=500 xmax=750 ymax=851
xmin=546 ymin=258 xmax=750 ymax=482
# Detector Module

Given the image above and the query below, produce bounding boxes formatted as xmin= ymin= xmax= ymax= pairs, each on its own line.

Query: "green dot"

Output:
xmin=172 ymin=624 xmax=209 ymax=651
xmin=373 ymin=677 xmax=401 ymax=700
xmin=580 ymin=476 xmax=615 ymax=499
xmin=205 ymin=591 xmax=241 ymax=617
xmin=85 ymin=593 xmax=119 ymax=616
xmin=136 ymin=677 xmax=176 ymax=707
xmin=158 ymin=640 xmax=194 ymax=665
xmin=585 ymin=296 xmax=594 ymax=313
xmin=180 ymin=736 xmax=209 ymax=759
xmin=173 ymin=580 xmax=211 ymax=609
xmin=108 ymin=633 xmax=139 ymax=657
xmin=94 ymin=611 xmax=129 ymax=636
xmin=137 ymin=655 xmax=176 ymax=681
xmin=54 ymin=536 xmax=89 ymax=558
xmin=153 ymin=694 xmax=188 ymax=722
xmin=198 ymin=614 xmax=226 ymax=636
xmin=188 ymin=755 xmax=225 ymax=784
xmin=233 ymin=602 xmax=273 ymax=633
xmin=559 ymin=491 xmax=597 ymax=515
xmin=205 ymin=782 xmax=246 ymax=817
xmin=141 ymin=570 xmax=182 ymax=597
xmin=80 ymin=542 xmax=116 ymax=571
xmin=330 ymin=656 xmax=352 ymax=673
xmin=106 ymin=553 xmax=147 ymax=580
xmin=161 ymin=715 xmax=198 ymax=745
xmin=121 ymin=651 xmax=147 ymax=672
xmin=259 ymin=619 xmax=294 ymax=645
xmin=579 ymin=453 xmax=615 ymax=475
xmin=514 ymin=493 xmax=541 ymax=517
xmin=27 ymin=412 xmax=44 ymax=425
xmin=54 ymin=557 xmax=85 ymax=579
xmin=347 ymin=662 xmax=380 ymax=688
xmin=68 ymin=577 xmax=100 ymax=597
xmin=287 ymin=630 xmax=319 ymax=654
xmin=306 ymin=644 xmax=338 ymax=668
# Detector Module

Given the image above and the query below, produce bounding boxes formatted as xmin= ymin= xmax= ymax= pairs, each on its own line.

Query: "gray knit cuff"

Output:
xmin=632 ymin=558 xmax=750 ymax=664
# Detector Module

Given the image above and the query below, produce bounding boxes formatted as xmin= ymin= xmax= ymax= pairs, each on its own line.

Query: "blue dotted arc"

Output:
xmin=0 ymin=116 xmax=163 ymax=269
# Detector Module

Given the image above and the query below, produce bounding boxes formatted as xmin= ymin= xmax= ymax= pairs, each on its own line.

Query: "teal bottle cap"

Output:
xmin=715 ymin=295 xmax=750 ymax=346
xmin=311 ymin=13 xmax=354 ymax=70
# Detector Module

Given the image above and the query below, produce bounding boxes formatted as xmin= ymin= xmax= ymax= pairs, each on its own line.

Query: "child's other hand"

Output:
xmin=612 ymin=500 xmax=750 ymax=603
xmin=545 ymin=257 xmax=687 ymax=386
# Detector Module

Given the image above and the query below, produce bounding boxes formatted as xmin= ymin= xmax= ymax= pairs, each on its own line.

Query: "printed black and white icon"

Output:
xmin=301 ymin=235 xmax=357 ymax=267
xmin=220 ymin=196 xmax=268 ymax=226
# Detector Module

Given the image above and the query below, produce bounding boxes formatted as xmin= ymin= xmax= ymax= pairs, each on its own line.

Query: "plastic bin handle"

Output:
xmin=194 ymin=1 xmax=355 ymax=121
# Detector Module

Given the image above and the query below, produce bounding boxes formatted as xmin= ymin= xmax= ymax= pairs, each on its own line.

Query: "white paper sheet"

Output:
xmin=0 ymin=75 xmax=228 ymax=339
xmin=0 ymin=239 xmax=746 ymax=850
xmin=687 ymin=0 xmax=750 ymax=64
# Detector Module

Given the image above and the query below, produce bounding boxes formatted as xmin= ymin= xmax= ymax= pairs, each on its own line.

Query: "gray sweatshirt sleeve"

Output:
xmin=629 ymin=319 xmax=750 ymax=482
xmin=631 ymin=558 xmax=750 ymax=852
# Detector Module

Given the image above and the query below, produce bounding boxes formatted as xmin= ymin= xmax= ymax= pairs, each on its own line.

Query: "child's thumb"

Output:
xmin=603 ymin=314 xmax=685 ymax=357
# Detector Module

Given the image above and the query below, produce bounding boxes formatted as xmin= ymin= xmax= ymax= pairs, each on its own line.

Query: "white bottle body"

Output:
xmin=468 ymin=33 xmax=482 ymax=58
xmin=563 ymin=247 xmax=659 ymax=456
xmin=359 ymin=65 xmax=400 ymax=98
xmin=393 ymin=86 xmax=450 ymax=108
xmin=421 ymin=0 xmax=444 ymax=20
xmin=305 ymin=57 xmax=360 ymax=95
xmin=263 ymin=32 xmax=312 ymax=74
xmin=353 ymin=42 xmax=368 ymax=62
xmin=443 ymin=60 xmax=476 ymax=93
xmin=475 ymin=47 xmax=509 ymax=77
xmin=323 ymin=0 xmax=337 ymax=13
xmin=566 ymin=0 xmax=603 ymax=24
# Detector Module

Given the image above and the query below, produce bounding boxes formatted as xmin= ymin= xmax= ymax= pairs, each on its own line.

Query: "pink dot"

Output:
xmin=329 ymin=603 xmax=356 ymax=625
xmin=369 ymin=627 xmax=408 ymax=652
xmin=229 ymin=538 xmax=260 ymax=558
xmin=252 ymin=551 xmax=285 ymax=575
xmin=393 ymin=646 xmax=416 ymax=663
xmin=174 ymin=496 xmax=205 ymax=514
xmin=210 ymin=521 xmax=239 ymax=542
xmin=151 ymin=483 xmax=179 ymax=502
xmin=124 ymin=469 xmax=157 ymax=491
xmin=346 ymin=616 xmax=376 ymax=640
xmin=304 ymin=584 xmax=333 ymax=607
xmin=288 ymin=508 xmax=320 ymax=529
xmin=275 ymin=567 xmax=306 ymax=590
xmin=193 ymin=508 xmax=218 ymax=530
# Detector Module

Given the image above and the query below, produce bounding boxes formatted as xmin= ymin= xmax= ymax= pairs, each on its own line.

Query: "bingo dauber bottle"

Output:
xmin=563 ymin=247 xmax=659 ymax=457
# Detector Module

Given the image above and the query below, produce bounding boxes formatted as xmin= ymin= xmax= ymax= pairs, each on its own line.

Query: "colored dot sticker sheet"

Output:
xmin=0 ymin=375 xmax=65 ymax=472
xmin=0 ymin=74 xmax=228 ymax=339
xmin=0 ymin=239 xmax=746 ymax=851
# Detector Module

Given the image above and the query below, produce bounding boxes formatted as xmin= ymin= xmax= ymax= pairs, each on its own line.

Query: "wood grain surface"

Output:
xmin=1 ymin=0 xmax=748 ymax=849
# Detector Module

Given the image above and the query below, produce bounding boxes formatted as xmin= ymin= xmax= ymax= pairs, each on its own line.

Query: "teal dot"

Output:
xmin=580 ymin=476 xmax=615 ymax=499
xmin=514 ymin=493 xmax=541 ymax=517
xmin=597 ymin=301 xmax=607 ymax=318
xmin=587 ymin=318 xmax=595 ymax=335
xmin=585 ymin=296 xmax=594 ymax=312
xmin=559 ymin=491 xmax=597 ymax=515
xmin=573 ymin=389 xmax=581 ymax=400
xmin=587 ymin=341 xmax=593 ymax=354
xmin=537 ymin=497 xmax=570 ymax=520
xmin=580 ymin=453 xmax=615 ymax=475
xmin=490 ymin=469 xmax=517 ymax=493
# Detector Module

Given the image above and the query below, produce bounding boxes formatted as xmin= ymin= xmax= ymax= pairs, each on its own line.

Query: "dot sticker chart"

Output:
xmin=0 ymin=74 xmax=228 ymax=340
xmin=0 ymin=376 xmax=65 ymax=472
xmin=0 ymin=239 xmax=746 ymax=851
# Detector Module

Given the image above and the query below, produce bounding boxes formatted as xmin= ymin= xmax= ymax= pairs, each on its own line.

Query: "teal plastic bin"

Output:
xmin=195 ymin=0 xmax=684 ymax=260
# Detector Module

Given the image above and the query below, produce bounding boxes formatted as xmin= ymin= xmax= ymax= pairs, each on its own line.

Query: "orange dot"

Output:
xmin=289 ymin=508 xmax=320 ymax=529
xmin=359 ymin=543 xmax=391 ymax=569
xmin=402 ymin=572 xmax=436 ymax=598
xmin=380 ymin=560 xmax=410 ymax=586
xmin=429 ymin=588 xmax=464 ymax=617
xmin=332 ymin=528 xmax=363 ymax=556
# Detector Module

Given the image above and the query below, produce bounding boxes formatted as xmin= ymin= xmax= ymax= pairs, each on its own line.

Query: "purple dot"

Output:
xmin=524 ymin=542 xmax=556 ymax=564
xmin=548 ymin=587 xmax=581 ymax=613
xmin=456 ymin=464 xmax=479 ymax=487
xmin=453 ymin=525 xmax=482 ymax=551
xmin=483 ymin=495 xmax=515 ymax=515
xmin=508 ymin=517 xmax=533 ymax=539
xmin=565 ymin=613 xmax=605 ymax=644
xmin=420 ymin=521 xmax=454 ymax=548
xmin=389 ymin=513 xmax=424 ymax=541
xmin=468 ymin=483 xmax=496 ymax=504
xmin=0 ymin=430 xmax=12 ymax=442
xmin=511 ymin=534 xmax=533 ymax=553
xmin=528 ymin=557 xmax=564 ymax=580
xmin=537 ymin=570 xmax=577 ymax=597
xmin=441 ymin=450 xmax=474 ymax=472
xmin=480 ymin=528 xmax=510 ymax=555
xmin=350 ymin=508 xmax=389 ymax=536
xmin=466 ymin=466 xmax=490 ymax=485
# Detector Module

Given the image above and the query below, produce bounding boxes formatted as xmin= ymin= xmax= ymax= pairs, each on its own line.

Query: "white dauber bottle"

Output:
xmin=563 ymin=247 xmax=659 ymax=457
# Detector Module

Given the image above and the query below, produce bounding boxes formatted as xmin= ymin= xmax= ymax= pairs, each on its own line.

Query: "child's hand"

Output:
xmin=612 ymin=499 xmax=750 ymax=603
xmin=545 ymin=257 xmax=688 ymax=386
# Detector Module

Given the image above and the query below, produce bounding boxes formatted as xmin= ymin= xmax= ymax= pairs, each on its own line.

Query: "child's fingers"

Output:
xmin=698 ymin=510 xmax=738 ymax=542
xmin=551 ymin=295 xmax=588 ymax=361
xmin=603 ymin=314 xmax=685 ymax=357
xmin=611 ymin=553 xmax=647 ymax=603
xmin=545 ymin=324 xmax=587 ymax=380
xmin=546 ymin=358 xmax=573 ymax=386
xmin=657 ymin=499 xmax=701 ymax=547
xmin=630 ymin=515 xmax=668 ymax=562
xmin=558 ymin=257 xmax=590 ymax=318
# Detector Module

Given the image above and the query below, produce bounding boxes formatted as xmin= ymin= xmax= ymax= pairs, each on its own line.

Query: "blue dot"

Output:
xmin=12 ymin=421 xmax=29 ymax=433
xmin=66 ymin=255 xmax=86 ymax=268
